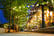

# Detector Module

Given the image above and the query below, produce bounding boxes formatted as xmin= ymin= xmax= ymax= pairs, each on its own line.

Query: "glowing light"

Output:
xmin=23 ymin=6 xmax=25 ymax=8
xmin=47 ymin=10 xmax=49 ymax=13
xmin=13 ymin=7 xmax=16 ymax=10
xmin=32 ymin=5 xmax=34 ymax=7
xmin=28 ymin=5 xmax=30 ymax=8
xmin=34 ymin=16 xmax=36 ymax=18
xmin=47 ymin=13 xmax=48 ymax=17
xmin=40 ymin=15 xmax=42 ymax=17
xmin=36 ymin=4 xmax=39 ymax=6
xmin=50 ymin=11 xmax=52 ymax=16
xmin=16 ymin=16 xmax=18 ymax=18
xmin=38 ymin=10 xmax=41 ymax=11
xmin=31 ymin=20 xmax=33 ymax=22
xmin=47 ymin=1 xmax=49 ymax=4
xmin=44 ymin=11 xmax=46 ymax=13
xmin=51 ymin=0 xmax=54 ymax=3
xmin=19 ymin=6 xmax=21 ymax=9
xmin=40 ymin=18 xmax=42 ymax=20
xmin=44 ymin=17 xmax=46 ymax=21
xmin=42 ymin=3 xmax=44 ymax=5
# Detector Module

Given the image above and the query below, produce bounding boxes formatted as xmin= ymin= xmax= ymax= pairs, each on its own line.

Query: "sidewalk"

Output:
xmin=35 ymin=27 xmax=54 ymax=33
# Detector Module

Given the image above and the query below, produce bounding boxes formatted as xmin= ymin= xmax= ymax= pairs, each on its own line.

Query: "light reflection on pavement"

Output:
xmin=0 ymin=32 xmax=54 ymax=36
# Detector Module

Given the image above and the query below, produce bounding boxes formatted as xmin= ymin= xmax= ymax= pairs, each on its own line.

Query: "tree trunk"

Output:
xmin=13 ymin=16 xmax=16 ymax=32
xmin=42 ymin=5 xmax=45 ymax=28
xmin=8 ymin=0 xmax=12 ymax=33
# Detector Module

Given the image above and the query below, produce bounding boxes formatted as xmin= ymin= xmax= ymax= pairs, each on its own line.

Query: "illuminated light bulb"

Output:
xmin=13 ymin=8 xmax=15 ymax=10
xmin=19 ymin=6 xmax=21 ymax=9
xmin=44 ymin=11 xmax=46 ymax=13
xmin=47 ymin=10 xmax=49 ymax=13
xmin=34 ymin=16 xmax=36 ymax=18
xmin=15 ymin=7 xmax=16 ymax=8
xmin=32 ymin=5 xmax=34 ymax=7
xmin=13 ymin=7 xmax=16 ymax=10
xmin=40 ymin=15 xmax=42 ymax=17
xmin=36 ymin=4 xmax=39 ymax=6
xmin=51 ymin=0 xmax=54 ymax=3
xmin=16 ymin=16 xmax=18 ymax=18
xmin=23 ymin=6 xmax=25 ymax=8
xmin=40 ymin=18 xmax=42 ymax=20
xmin=31 ymin=20 xmax=33 ymax=22
xmin=47 ymin=1 xmax=48 ymax=3
xmin=44 ymin=15 xmax=46 ymax=17
xmin=28 ymin=5 xmax=30 ymax=8
xmin=50 ymin=11 xmax=52 ymax=16
xmin=47 ymin=14 xmax=48 ymax=17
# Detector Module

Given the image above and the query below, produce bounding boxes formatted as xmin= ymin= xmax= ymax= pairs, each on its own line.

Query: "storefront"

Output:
xmin=27 ymin=5 xmax=54 ymax=29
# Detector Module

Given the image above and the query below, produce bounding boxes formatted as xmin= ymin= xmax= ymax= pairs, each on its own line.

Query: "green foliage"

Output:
xmin=3 ymin=0 xmax=54 ymax=28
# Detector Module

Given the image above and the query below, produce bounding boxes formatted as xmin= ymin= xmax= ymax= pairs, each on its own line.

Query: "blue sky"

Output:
xmin=0 ymin=3 xmax=8 ymax=24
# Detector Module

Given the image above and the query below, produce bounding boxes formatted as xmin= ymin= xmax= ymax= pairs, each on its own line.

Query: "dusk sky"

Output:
xmin=0 ymin=3 xmax=8 ymax=24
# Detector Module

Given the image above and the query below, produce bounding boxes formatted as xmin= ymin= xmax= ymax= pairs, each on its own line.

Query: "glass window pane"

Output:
xmin=44 ymin=6 xmax=54 ymax=27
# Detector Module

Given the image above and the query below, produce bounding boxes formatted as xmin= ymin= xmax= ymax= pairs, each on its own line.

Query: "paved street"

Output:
xmin=0 ymin=32 xmax=54 ymax=36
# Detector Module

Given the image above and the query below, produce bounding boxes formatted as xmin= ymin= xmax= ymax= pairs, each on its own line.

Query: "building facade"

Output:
xmin=27 ymin=5 xmax=54 ymax=29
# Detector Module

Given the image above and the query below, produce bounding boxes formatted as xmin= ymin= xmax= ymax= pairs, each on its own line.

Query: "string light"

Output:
xmin=47 ymin=1 xmax=49 ymax=4
xmin=23 ymin=6 xmax=25 ymax=8
xmin=13 ymin=7 xmax=16 ymax=10
xmin=32 ymin=5 xmax=34 ymax=7
xmin=16 ymin=16 xmax=18 ymax=18
xmin=47 ymin=13 xmax=48 ymax=17
xmin=28 ymin=5 xmax=30 ymax=8
xmin=36 ymin=4 xmax=39 ymax=6
xmin=50 ymin=11 xmax=52 ymax=16
xmin=47 ymin=10 xmax=49 ymax=13
xmin=51 ymin=0 xmax=54 ymax=3
xmin=19 ymin=6 xmax=21 ymax=9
